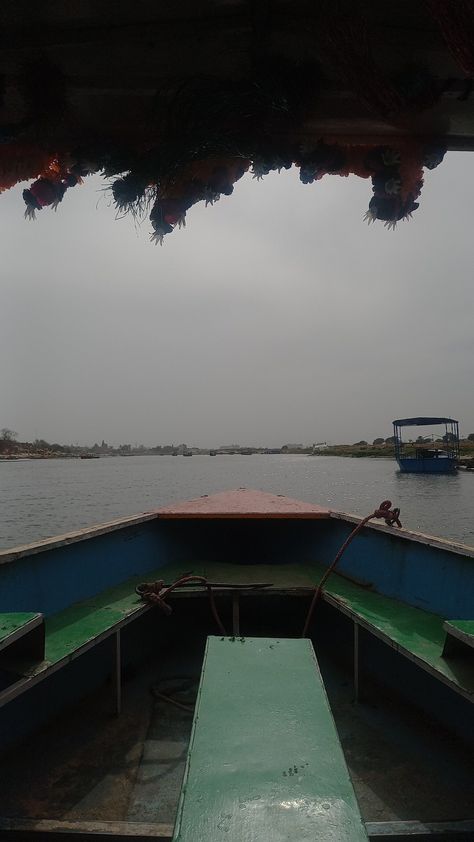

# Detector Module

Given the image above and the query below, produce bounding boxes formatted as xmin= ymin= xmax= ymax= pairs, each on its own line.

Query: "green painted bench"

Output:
xmin=0 ymin=612 xmax=45 ymax=673
xmin=443 ymin=620 xmax=474 ymax=659
xmin=1 ymin=559 xmax=471 ymax=711
xmin=0 ymin=575 xmax=157 ymax=709
xmin=173 ymin=636 xmax=368 ymax=842
xmin=140 ymin=560 xmax=474 ymax=701
xmin=317 ymin=570 xmax=474 ymax=700
xmin=0 ymin=613 xmax=44 ymax=654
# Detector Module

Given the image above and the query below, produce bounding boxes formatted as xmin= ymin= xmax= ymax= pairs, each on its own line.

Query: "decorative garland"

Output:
xmin=10 ymin=139 xmax=446 ymax=238
xmin=296 ymin=141 xmax=446 ymax=229
xmin=22 ymin=161 xmax=97 ymax=219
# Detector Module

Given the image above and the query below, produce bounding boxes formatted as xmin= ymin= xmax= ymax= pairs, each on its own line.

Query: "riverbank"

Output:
xmin=316 ymin=443 xmax=474 ymax=459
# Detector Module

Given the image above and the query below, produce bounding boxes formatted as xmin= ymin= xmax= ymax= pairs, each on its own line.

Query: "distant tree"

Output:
xmin=34 ymin=438 xmax=50 ymax=449
xmin=354 ymin=440 xmax=367 ymax=446
xmin=1 ymin=428 xmax=17 ymax=441
xmin=385 ymin=436 xmax=395 ymax=444
xmin=373 ymin=438 xmax=384 ymax=445
xmin=467 ymin=434 xmax=474 ymax=441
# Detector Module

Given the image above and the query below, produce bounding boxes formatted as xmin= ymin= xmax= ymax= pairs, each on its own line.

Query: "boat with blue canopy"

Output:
xmin=393 ymin=417 xmax=460 ymax=474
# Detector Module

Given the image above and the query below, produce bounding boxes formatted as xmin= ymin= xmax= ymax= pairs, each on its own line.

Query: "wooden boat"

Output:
xmin=393 ymin=417 xmax=460 ymax=474
xmin=2 ymin=5 xmax=474 ymax=839
xmin=0 ymin=489 xmax=472 ymax=841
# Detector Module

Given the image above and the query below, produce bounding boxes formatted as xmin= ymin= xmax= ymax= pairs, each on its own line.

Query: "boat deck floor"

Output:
xmin=0 ymin=636 xmax=472 ymax=829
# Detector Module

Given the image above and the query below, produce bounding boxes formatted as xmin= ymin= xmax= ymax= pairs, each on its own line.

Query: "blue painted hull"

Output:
xmin=397 ymin=457 xmax=457 ymax=474
xmin=0 ymin=490 xmax=473 ymax=818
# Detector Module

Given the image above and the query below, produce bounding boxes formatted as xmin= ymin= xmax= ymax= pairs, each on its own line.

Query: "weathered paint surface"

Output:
xmin=317 ymin=518 xmax=474 ymax=620
xmin=44 ymin=577 xmax=148 ymax=664
xmin=444 ymin=619 xmax=474 ymax=648
xmin=173 ymin=636 xmax=368 ymax=842
xmin=0 ymin=613 xmax=41 ymax=646
xmin=318 ymin=564 xmax=474 ymax=696
xmin=28 ymin=556 xmax=474 ymax=694
xmin=0 ymin=522 xmax=165 ymax=617
xmin=398 ymin=457 xmax=457 ymax=474
xmin=43 ymin=561 xmax=316 ymax=664
xmin=157 ymin=488 xmax=331 ymax=518
xmin=150 ymin=559 xmax=473 ymax=695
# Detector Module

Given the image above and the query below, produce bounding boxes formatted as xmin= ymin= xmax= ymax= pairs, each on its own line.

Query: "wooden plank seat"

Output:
xmin=0 ymin=612 xmax=45 ymax=677
xmin=0 ymin=575 xmax=156 ymax=708
xmin=173 ymin=636 xmax=368 ymax=842
xmin=443 ymin=620 xmax=474 ymax=659
xmin=443 ymin=620 xmax=474 ymax=649
xmin=0 ymin=561 xmax=313 ymax=708
xmin=1 ymin=559 xmax=472 ymax=709
xmin=143 ymin=561 xmax=474 ymax=700
xmin=316 ymin=569 xmax=474 ymax=701
xmin=0 ymin=613 xmax=44 ymax=655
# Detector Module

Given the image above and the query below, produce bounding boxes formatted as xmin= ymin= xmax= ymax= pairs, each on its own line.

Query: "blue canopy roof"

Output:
xmin=393 ymin=417 xmax=458 ymax=427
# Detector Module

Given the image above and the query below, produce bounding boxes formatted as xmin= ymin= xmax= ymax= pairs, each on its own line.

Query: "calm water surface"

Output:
xmin=1 ymin=455 xmax=473 ymax=549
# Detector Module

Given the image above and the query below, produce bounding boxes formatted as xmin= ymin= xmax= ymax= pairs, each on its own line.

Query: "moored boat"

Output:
xmin=0 ymin=489 xmax=472 ymax=841
xmin=393 ymin=417 xmax=459 ymax=474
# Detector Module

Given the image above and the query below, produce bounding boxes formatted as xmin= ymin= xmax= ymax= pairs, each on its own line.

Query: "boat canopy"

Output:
xmin=393 ymin=417 xmax=458 ymax=427
xmin=2 ymin=1 xmax=474 ymax=240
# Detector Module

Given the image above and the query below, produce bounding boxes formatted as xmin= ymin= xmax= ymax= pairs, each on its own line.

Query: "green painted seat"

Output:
xmin=44 ymin=576 xmax=151 ymax=666
xmin=0 ymin=613 xmax=43 ymax=653
xmin=173 ymin=636 xmax=368 ymax=842
xmin=443 ymin=620 xmax=474 ymax=649
xmin=42 ymin=561 xmax=315 ymax=668
xmin=442 ymin=620 xmax=474 ymax=661
xmin=0 ymin=612 xmax=45 ymax=671
xmin=152 ymin=560 xmax=474 ymax=699
xmin=318 ymin=571 xmax=474 ymax=699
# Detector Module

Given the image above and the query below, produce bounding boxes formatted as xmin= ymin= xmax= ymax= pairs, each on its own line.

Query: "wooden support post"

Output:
xmin=354 ymin=621 xmax=359 ymax=703
xmin=232 ymin=593 xmax=240 ymax=636
xmin=114 ymin=629 xmax=122 ymax=715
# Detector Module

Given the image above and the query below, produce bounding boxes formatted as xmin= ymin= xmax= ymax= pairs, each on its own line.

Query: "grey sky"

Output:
xmin=1 ymin=153 xmax=473 ymax=448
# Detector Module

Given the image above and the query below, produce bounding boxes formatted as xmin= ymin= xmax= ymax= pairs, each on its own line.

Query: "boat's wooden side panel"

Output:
xmin=0 ymin=521 xmax=166 ymax=617
xmin=319 ymin=518 xmax=474 ymax=620
xmin=174 ymin=636 xmax=368 ymax=842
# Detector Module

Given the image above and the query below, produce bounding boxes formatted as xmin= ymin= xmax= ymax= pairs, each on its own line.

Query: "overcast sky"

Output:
xmin=1 ymin=152 xmax=473 ymax=448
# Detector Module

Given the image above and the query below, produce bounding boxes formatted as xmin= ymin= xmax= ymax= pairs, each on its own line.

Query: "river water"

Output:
xmin=1 ymin=454 xmax=473 ymax=550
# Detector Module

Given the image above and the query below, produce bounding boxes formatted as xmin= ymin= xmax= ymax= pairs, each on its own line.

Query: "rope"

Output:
xmin=150 ymin=677 xmax=197 ymax=713
xmin=301 ymin=500 xmax=401 ymax=637
xmin=136 ymin=574 xmax=228 ymax=635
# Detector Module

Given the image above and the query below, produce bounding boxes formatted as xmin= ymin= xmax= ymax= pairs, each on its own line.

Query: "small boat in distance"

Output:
xmin=80 ymin=453 xmax=100 ymax=459
xmin=393 ymin=416 xmax=459 ymax=474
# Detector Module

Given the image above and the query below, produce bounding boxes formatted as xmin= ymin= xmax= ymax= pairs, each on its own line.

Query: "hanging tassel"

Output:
xmin=22 ymin=177 xmax=62 ymax=219
xmin=297 ymin=142 xmax=347 ymax=183
xmin=149 ymin=197 xmax=187 ymax=245
xmin=112 ymin=173 xmax=148 ymax=214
